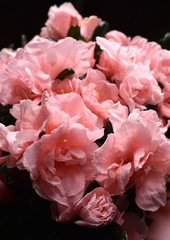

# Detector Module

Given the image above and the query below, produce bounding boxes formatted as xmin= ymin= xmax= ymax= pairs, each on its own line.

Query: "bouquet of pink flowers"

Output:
xmin=0 ymin=2 xmax=170 ymax=240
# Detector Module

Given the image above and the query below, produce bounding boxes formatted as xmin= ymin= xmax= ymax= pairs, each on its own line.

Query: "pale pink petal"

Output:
xmin=23 ymin=121 xmax=98 ymax=206
xmin=109 ymin=101 xmax=129 ymax=131
xmin=40 ymin=2 xmax=82 ymax=40
xmin=75 ymin=187 xmax=120 ymax=227
xmin=105 ymin=30 xmax=130 ymax=46
xmin=80 ymin=16 xmax=102 ymax=41
xmin=135 ymin=172 xmax=166 ymax=211
xmin=96 ymin=36 xmax=128 ymax=78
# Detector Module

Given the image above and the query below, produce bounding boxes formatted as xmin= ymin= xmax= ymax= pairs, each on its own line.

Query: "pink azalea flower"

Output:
xmin=1 ymin=2 xmax=170 ymax=234
xmin=108 ymin=101 xmax=129 ymax=131
xmin=10 ymin=91 xmax=50 ymax=133
xmin=131 ymin=40 xmax=162 ymax=74
xmin=50 ymin=187 xmax=123 ymax=225
xmin=46 ymin=92 xmax=104 ymax=139
xmin=119 ymin=64 xmax=162 ymax=111
xmin=154 ymin=49 xmax=170 ymax=87
xmin=96 ymin=36 xmax=162 ymax=84
xmin=105 ymin=30 xmax=148 ymax=49
xmin=130 ymin=35 xmax=148 ymax=48
xmin=52 ymin=76 xmax=81 ymax=95
xmin=40 ymin=2 xmax=102 ymax=42
xmin=93 ymin=116 xmax=170 ymax=211
xmin=0 ymin=92 xmax=50 ymax=168
xmin=0 ymin=49 xmax=51 ymax=106
xmin=74 ymin=187 xmax=123 ymax=227
xmin=23 ymin=121 xmax=99 ymax=206
xmin=0 ymin=36 xmax=93 ymax=105
xmin=40 ymin=2 xmax=82 ymax=40
xmin=85 ymin=41 xmax=96 ymax=68
xmin=0 ymin=120 xmax=36 ymax=168
xmin=105 ymin=30 xmax=131 ymax=46
xmin=80 ymin=69 xmax=118 ymax=119
xmin=24 ymin=36 xmax=93 ymax=80
xmin=0 ymin=124 xmax=15 ymax=152
xmin=96 ymin=36 xmax=129 ymax=79
xmin=4 ymin=90 xmax=103 ymax=169
xmin=80 ymin=16 xmax=102 ymax=41
xmin=0 ymin=48 xmax=15 ymax=71
xmin=129 ymin=108 xmax=167 ymax=134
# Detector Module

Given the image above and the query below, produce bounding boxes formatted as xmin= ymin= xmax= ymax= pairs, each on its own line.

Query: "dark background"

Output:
xmin=0 ymin=0 xmax=170 ymax=49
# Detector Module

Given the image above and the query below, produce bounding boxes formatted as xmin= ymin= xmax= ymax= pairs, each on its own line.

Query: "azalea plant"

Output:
xmin=0 ymin=2 xmax=170 ymax=240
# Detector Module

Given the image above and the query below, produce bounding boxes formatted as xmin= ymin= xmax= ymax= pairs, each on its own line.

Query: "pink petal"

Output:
xmin=135 ymin=172 xmax=166 ymax=211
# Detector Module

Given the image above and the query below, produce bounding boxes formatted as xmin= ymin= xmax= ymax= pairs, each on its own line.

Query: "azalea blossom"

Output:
xmin=80 ymin=68 xmax=119 ymax=119
xmin=119 ymin=63 xmax=162 ymax=111
xmin=1 ymin=2 xmax=170 ymax=238
xmin=22 ymin=121 xmax=99 ymax=206
xmin=40 ymin=2 xmax=82 ymax=40
xmin=0 ymin=36 xmax=93 ymax=105
xmin=93 ymin=115 xmax=170 ymax=211
xmin=74 ymin=187 xmax=123 ymax=227
xmin=40 ymin=2 xmax=102 ymax=42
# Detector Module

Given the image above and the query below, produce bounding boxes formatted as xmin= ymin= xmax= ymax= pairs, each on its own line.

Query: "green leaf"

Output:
xmin=95 ymin=118 xmax=113 ymax=147
xmin=67 ymin=25 xmax=86 ymax=41
xmin=166 ymin=181 xmax=170 ymax=192
xmin=8 ymin=43 xmax=15 ymax=50
xmin=21 ymin=34 xmax=27 ymax=47
xmin=158 ymin=81 xmax=164 ymax=89
xmin=145 ymin=216 xmax=154 ymax=227
xmin=69 ymin=222 xmax=128 ymax=240
xmin=92 ymin=21 xmax=110 ymax=41
xmin=79 ymin=76 xmax=86 ymax=80
xmin=101 ymin=222 xmax=128 ymax=240
xmin=145 ymin=104 xmax=158 ymax=111
xmin=105 ymin=118 xmax=114 ymax=135
xmin=95 ymin=43 xmax=102 ymax=52
xmin=56 ymin=68 xmax=75 ymax=80
xmin=158 ymin=32 xmax=170 ymax=50
xmin=165 ymin=127 xmax=170 ymax=139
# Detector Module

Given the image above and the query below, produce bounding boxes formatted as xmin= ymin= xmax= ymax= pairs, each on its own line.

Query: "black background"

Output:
xmin=0 ymin=0 xmax=170 ymax=49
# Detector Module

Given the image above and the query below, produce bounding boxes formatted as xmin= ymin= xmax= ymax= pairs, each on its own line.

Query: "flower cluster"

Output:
xmin=0 ymin=2 xmax=170 ymax=240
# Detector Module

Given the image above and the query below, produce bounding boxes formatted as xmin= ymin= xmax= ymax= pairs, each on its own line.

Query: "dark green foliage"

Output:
xmin=95 ymin=118 xmax=113 ymax=147
xmin=56 ymin=68 xmax=75 ymax=80
xmin=145 ymin=216 xmax=154 ymax=227
xmin=165 ymin=127 xmax=170 ymax=139
xmin=145 ymin=104 xmax=158 ymax=111
xmin=166 ymin=181 xmax=170 ymax=193
xmin=158 ymin=32 xmax=170 ymax=50
xmin=67 ymin=25 xmax=86 ymax=41
xmin=21 ymin=34 xmax=27 ymax=47
xmin=92 ymin=21 xmax=110 ymax=41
